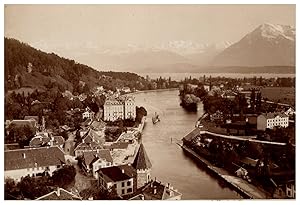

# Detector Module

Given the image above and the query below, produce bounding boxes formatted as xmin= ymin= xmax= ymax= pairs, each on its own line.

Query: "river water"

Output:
xmin=134 ymin=89 xmax=241 ymax=200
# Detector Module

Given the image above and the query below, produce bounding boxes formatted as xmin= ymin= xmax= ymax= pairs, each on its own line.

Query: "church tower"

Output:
xmin=132 ymin=143 xmax=152 ymax=188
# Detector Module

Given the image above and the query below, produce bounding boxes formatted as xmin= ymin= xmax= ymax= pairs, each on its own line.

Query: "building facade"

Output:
xmin=104 ymin=95 xmax=136 ymax=122
xmin=257 ymin=113 xmax=289 ymax=131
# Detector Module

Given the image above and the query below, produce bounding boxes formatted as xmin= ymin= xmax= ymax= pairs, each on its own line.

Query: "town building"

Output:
xmin=24 ymin=115 xmax=39 ymax=123
xmin=97 ymin=164 xmax=137 ymax=197
xmin=103 ymin=95 xmax=136 ymax=122
xmin=36 ymin=187 xmax=82 ymax=200
xmin=80 ymin=149 xmax=113 ymax=178
xmin=4 ymin=147 xmax=65 ymax=181
xmin=128 ymin=180 xmax=182 ymax=200
xmin=104 ymin=142 xmax=130 ymax=151
xmin=271 ymin=178 xmax=295 ymax=199
xmin=284 ymin=107 xmax=295 ymax=116
xmin=82 ymin=107 xmax=95 ymax=120
xmin=7 ymin=119 xmax=37 ymax=133
xmin=132 ymin=144 xmax=152 ymax=189
xmin=29 ymin=135 xmax=50 ymax=147
xmin=74 ymin=141 xmax=103 ymax=157
xmin=257 ymin=112 xmax=289 ymax=131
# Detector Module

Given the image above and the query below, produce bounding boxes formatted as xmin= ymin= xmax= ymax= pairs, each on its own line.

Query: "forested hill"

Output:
xmin=4 ymin=37 xmax=147 ymax=94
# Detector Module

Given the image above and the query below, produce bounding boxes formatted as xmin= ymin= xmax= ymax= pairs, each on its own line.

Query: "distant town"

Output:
xmin=179 ymin=75 xmax=295 ymax=199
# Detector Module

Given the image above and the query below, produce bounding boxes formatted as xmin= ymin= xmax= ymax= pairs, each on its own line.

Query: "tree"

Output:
xmin=19 ymin=175 xmax=53 ymax=199
xmin=256 ymin=92 xmax=262 ymax=113
xmin=51 ymin=165 xmax=76 ymax=189
xmin=250 ymin=89 xmax=256 ymax=113
xmin=5 ymin=178 xmax=21 ymax=200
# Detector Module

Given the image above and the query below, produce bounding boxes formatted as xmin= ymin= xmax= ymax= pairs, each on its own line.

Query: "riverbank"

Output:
xmin=179 ymin=144 xmax=269 ymax=199
xmin=134 ymin=87 xmax=179 ymax=94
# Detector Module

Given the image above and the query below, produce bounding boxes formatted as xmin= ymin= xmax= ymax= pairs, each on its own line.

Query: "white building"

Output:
xmin=4 ymin=147 xmax=65 ymax=181
xmin=82 ymin=107 xmax=95 ymax=120
xmin=257 ymin=112 xmax=289 ymax=131
xmin=104 ymin=95 xmax=136 ymax=122
xmin=284 ymin=107 xmax=295 ymax=116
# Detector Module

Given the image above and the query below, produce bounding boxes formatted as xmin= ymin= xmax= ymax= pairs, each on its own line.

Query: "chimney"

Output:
xmin=122 ymin=169 xmax=124 ymax=174
xmin=153 ymin=186 xmax=157 ymax=195
xmin=22 ymin=153 xmax=26 ymax=159
xmin=141 ymin=194 xmax=145 ymax=200
xmin=57 ymin=187 xmax=60 ymax=196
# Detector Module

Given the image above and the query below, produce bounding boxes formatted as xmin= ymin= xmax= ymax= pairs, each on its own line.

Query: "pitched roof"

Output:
xmin=74 ymin=141 xmax=102 ymax=152
xmin=83 ymin=149 xmax=113 ymax=166
xmin=52 ymin=136 xmax=65 ymax=146
xmin=29 ymin=136 xmax=51 ymax=147
xmin=83 ymin=129 xmax=104 ymax=144
xmin=132 ymin=144 xmax=152 ymax=170
xmin=140 ymin=180 xmax=181 ymax=200
xmin=9 ymin=120 xmax=36 ymax=129
xmin=104 ymin=142 xmax=129 ymax=150
xmin=90 ymin=120 xmax=106 ymax=131
xmin=24 ymin=116 xmax=39 ymax=122
xmin=98 ymin=164 xmax=136 ymax=183
xmin=36 ymin=188 xmax=81 ymax=200
xmin=5 ymin=147 xmax=65 ymax=171
xmin=261 ymin=112 xmax=288 ymax=119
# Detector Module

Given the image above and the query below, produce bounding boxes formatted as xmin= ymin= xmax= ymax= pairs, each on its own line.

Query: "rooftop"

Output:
xmin=98 ymin=164 xmax=136 ymax=183
xmin=74 ymin=141 xmax=102 ymax=152
xmin=52 ymin=136 xmax=65 ymax=146
xmin=24 ymin=115 xmax=39 ymax=122
xmin=132 ymin=144 xmax=152 ymax=170
xmin=29 ymin=136 xmax=50 ymax=147
xmin=104 ymin=142 xmax=129 ymax=150
xmin=130 ymin=180 xmax=182 ymax=200
xmin=260 ymin=112 xmax=288 ymax=119
xmin=83 ymin=149 xmax=113 ymax=166
xmin=9 ymin=119 xmax=37 ymax=129
xmin=5 ymin=146 xmax=65 ymax=171
xmin=36 ymin=188 xmax=81 ymax=200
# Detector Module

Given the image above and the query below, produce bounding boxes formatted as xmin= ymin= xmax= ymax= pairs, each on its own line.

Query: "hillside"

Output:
xmin=4 ymin=38 xmax=147 ymax=93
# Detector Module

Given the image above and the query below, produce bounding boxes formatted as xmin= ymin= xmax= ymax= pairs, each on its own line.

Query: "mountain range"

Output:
xmin=61 ymin=23 xmax=294 ymax=73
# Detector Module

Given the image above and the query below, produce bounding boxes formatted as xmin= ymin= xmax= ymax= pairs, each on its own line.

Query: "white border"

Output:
xmin=0 ymin=1 xmax=298 ymax=205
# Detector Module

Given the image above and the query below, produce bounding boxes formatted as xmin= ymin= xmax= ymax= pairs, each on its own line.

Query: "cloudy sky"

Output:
xmin=5 ymin=4 xmax=295 ymax=55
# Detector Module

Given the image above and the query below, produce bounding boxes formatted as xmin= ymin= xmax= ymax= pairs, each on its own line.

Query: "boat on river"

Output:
xmin=152 ymin=112 xmax=160 ymax=124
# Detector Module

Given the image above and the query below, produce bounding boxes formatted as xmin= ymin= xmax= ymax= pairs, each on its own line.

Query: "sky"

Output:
xmin=5 ymin=4 xmax=295 ymax=53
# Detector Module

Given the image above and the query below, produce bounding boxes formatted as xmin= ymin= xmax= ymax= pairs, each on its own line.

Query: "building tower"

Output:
xmin=132 ymin=143 xmax=152 ymax=188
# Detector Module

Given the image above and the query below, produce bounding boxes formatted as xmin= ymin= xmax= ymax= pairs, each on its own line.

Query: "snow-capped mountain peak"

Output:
xmin=254 ymin=23 xmax=295 ymax=41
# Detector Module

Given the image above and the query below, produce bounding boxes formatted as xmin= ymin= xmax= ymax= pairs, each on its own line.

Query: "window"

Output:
xmin=122 ymin=189 xmax=125 ymax=195
xmin=127 ymin=188 xmax=132 ymax=193
xmin=127 ymin=181 xmax=131 ymax=186
xmin=122 ymin=182 xmax=125 ymax=187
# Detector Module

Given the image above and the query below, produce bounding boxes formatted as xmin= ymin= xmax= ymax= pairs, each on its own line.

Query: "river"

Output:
xmin=133 ymin=89 xmax=241 ymax=199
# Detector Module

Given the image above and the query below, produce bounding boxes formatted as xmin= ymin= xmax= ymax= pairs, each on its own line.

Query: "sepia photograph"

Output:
xmin=3 ymin=2 xmax=296 ymax=201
